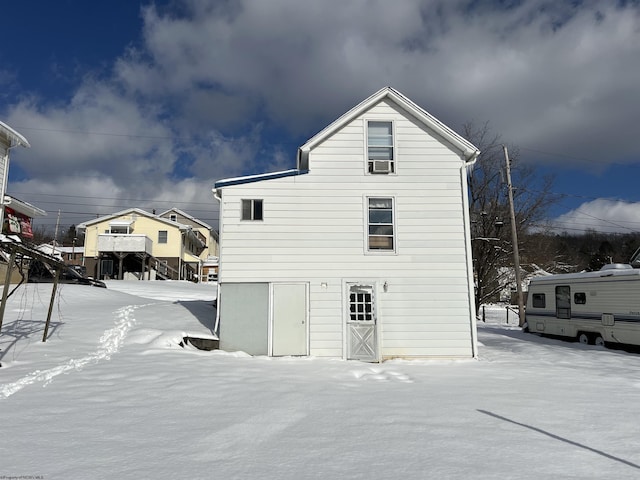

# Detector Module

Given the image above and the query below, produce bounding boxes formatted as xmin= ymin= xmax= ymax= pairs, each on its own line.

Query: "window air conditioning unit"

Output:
xmin=372 ymin=160 xmax=391 ymax=174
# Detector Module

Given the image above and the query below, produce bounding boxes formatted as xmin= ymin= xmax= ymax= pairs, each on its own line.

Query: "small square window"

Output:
xmin=241 ymin=199 xmax=263 ymax=221
xmin=574 ymin=292 xmax=586 ymax=305
xmin=532 ymin=293 xmax=546 ymax=308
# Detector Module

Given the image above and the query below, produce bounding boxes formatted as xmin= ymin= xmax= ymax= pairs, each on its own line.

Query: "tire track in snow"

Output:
xmin=0 ymin=303 xmax=153 ymax=399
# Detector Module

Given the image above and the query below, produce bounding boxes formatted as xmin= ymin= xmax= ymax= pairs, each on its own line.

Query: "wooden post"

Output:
xmin=0 ymin=248 xmax=17 ymax=334
xmin=42 ymin=267 xmax=61 ymax=342
xmin=503 ymin=145 xmax=526 ymax=327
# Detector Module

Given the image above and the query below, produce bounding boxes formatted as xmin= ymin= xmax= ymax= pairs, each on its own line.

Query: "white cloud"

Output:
xmin=550 ymin=199 xmax=640 ymax=234
xmin=4 ymin=0 xmax=640 ymax=231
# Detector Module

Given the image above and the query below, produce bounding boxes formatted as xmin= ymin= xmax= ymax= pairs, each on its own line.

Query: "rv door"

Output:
xmin=555 ymin=286 xmax=571 ymax=319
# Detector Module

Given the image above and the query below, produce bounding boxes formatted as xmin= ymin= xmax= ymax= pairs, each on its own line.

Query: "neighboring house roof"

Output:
xmin=77 ymin=208 xmax=188 ymax=230
xmin=0 ymin=121 xmax=30 ymax=148
xmin=299 ymin=86 xmax=479 ymax=161
xmin=158 ymin=208 xmax=213 ymax=230
xmin=36 ymin=243 xmax=63 ymax=259
xmin=3 ymin=195 xmax=47 ymax=218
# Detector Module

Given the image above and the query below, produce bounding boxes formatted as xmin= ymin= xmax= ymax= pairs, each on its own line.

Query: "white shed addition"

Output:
xmin=214 ymin=87 xmax=480 ymax=361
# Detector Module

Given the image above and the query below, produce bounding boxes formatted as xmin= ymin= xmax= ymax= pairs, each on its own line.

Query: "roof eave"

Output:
xmin=0 ymin=121 xmax=30 ymax=148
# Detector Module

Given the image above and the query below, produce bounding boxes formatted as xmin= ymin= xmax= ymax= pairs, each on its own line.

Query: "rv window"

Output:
xmin=532 ymin=293 xmax=546 ymax=308
xmin=574 ymin=292 xmax=586 ymax=304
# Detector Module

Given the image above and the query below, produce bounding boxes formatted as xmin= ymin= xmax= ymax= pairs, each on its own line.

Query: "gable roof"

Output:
xmin=157 ymin=208 xmax=213 ymax=230
xmin=0 ymin=121 xmax=30 ymax=148
xmin=77 ymin=208 xmax=188 ymax=230
xmin=299 ymin=86 xmax=479 ymax=161
xmin=214 ymin=87 xmax=479 ymax=191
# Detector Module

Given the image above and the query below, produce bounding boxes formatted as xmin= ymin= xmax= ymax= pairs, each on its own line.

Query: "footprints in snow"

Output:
xmin=350 ymin=368 xmax=413 ymax=383
xmin=0 ymin=304 xmax=152 ymax=399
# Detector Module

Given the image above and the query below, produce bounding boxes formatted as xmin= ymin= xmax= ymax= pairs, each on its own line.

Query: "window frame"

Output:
xmin=241 ymin=199 xmax=264 ymax=221
xmin=365 ymin=196 xmax=396 ymax=253
xmin=366 ymin=120 xmax=396 ymax=175
xmin=158 ymin=230 xmax=168 ymax=244
xmin=531 ymin=293 xmax=546 ymax=308
xmin=574 ymin=292 xmax=586 ymax=305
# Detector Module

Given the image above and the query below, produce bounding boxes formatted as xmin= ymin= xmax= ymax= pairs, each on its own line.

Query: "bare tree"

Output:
xmin=463 ymin=122 xmax=559 ymax=311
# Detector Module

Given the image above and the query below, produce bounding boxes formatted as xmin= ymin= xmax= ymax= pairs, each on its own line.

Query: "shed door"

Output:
xmin=346 ymin=284 xmax=378 ymax=362
xmin=556 ymin=285 xmax=571 ymax=319
xmin=219 ymin=283 xmax=269 ymax=355
xmin=272 ymin=283 xmax=308 ymax=356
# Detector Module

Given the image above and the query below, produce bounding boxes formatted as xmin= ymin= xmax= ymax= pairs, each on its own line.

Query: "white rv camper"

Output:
xmin=525 ymin=263 xmax=640 ymax=347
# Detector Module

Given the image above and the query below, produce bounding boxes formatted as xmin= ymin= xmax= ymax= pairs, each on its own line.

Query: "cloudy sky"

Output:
xmin=1 ymin=0 xmax=639 ymax=235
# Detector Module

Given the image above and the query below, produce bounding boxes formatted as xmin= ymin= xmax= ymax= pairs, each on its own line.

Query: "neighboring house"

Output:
xmin=37 ymin=244 xmax=84 ymax=267
xmin=77 ymin=208 xmax=216 ymax=281
xmin=3 ymin=195 xmax=46 ymax=240
xmin=157 ymin=208 xmax=219 ymax=282
xmin=213 ymin=87 xmax=480 ymax=362
xmin=0 ymin=122 xmax=31 ymax=230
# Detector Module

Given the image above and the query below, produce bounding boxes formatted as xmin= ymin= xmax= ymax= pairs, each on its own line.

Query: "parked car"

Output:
xmin=28 ymin=260 xmax=107 ymax=288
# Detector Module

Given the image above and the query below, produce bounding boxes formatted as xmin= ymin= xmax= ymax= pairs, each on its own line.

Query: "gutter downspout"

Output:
xmin=212 ymin=188 xmax=222 ymax=337
xmin=461 ymin=152 xmax=480 ymax=359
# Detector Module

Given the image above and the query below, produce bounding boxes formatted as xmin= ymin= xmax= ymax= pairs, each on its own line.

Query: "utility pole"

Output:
xmin=503 ymin=145 xmax=525 ymax=327
xmin=52 ymin=209 xmax=61 ymax=258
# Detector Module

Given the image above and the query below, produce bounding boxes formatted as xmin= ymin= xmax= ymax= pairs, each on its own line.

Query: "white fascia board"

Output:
xmin=0 ymin=121 xmax=30 ymax=148
xmin=3 ymin=196 xmax=46 ymax=217
xmin=109 ymin=220 xmax=134 ymax=227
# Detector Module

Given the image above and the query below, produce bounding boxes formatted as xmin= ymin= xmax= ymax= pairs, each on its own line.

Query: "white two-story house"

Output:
xmin=213 ymin=87 xmax=480 ymax=362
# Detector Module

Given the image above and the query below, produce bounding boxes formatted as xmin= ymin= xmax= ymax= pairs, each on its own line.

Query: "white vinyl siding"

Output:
xmin=218 ymin=98 xmax=474 ymax=358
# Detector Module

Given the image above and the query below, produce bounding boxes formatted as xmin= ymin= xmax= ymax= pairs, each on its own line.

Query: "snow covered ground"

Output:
xmin=1 ymin=281 xmax=640 ymax=479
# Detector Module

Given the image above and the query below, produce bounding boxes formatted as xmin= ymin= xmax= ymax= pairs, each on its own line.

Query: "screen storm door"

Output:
xmin=272 ymin=283 xmax=308 ymax=356
xmin=556 ymin=286 xmax=571 ymax=319
xmin=346 ymin=284 xmax=378 ymax=362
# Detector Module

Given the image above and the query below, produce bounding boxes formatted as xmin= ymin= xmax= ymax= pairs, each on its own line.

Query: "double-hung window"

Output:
xmin=368 ymin=197 xmax=394 ymax=251
xmin=158 ymin=230 xmax=168 ymax=244
xmin=367 ymin=121 xmax=394 ymax=174
xmin=241 ymin=199 xmax=263 ymax=221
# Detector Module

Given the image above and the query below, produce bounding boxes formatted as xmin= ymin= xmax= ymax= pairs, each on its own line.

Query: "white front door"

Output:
xmin=272 ymin=283 xmax=308 ymax=356
xmin=346 ymin=283 xmax=378 ymax=362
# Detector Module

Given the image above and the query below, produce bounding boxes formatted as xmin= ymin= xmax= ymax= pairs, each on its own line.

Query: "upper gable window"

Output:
xmin=241 ymin=199 xmax=263 ymax=221
xmin=367 ymin=121 xmax=394 ymax=174
xmin=170 ymin=214 xmax=177 ymax=222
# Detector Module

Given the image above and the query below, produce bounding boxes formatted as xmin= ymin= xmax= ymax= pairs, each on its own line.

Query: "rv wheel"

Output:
xmin=594 ymin=335 xmax=605 ymax=347
xmin=578 ymin=333 xmax=591 ymax=345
